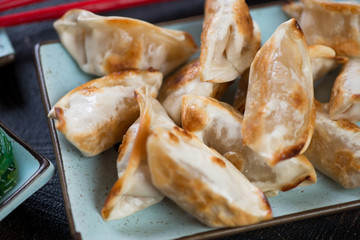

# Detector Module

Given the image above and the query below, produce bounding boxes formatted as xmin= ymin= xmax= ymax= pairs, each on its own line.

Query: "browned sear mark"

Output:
xmin=211 ymin=156 xmax=226 ymax=168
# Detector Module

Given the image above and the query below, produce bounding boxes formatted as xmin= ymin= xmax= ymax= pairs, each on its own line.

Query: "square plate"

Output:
xmin=0 ymin=28 xmax=15 ymax=66
xmin=34 ymin=3 xmax=360 ymax=240
xmin=0 ymin=121 xmax=55 ymax=221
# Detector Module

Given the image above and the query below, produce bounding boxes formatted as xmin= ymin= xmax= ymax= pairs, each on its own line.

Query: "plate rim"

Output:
xmin=34 ymin=41 xmax=82 ymax=240
xmin=33 ymin=6 xmax=360 ymax=240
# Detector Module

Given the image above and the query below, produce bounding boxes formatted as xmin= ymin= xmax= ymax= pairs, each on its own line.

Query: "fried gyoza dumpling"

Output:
xmin=242 ymin=19 xmax=315 ymax=166
xmin=234 ymin=45 xmax=347 ymax=114
xmin=299 ymin=0 xmax=360 ymax=57
xmin=101 ymin=120 xmax=164 ymax=221
xmin=147 ymin=126 xmax=272 ymax=227
xmin=54 ymin=9 xmax=198 ymax=76
xmin=102 ymin=87 xmax=175 ymax=220
xmin=181 ymin=95 xmax=316 ymax=196
xmin=309 ymin=44 xmax=348 ymax=82
xmin=305 ymin=101 xmax=360 ymax=188
xmin=158 ymin=60 xmax=230 ymax=125
xmin=199 ymin=0 xmax=261 ymax=83
xmin=329 ymin=58 xmax=360 ymax=121
xmin=48 ymin=69 xmax=162 ymax=157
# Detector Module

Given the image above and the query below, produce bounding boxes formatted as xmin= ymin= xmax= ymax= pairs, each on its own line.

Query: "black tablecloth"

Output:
xmin=0 ymin=0 xmax=359 ymax=239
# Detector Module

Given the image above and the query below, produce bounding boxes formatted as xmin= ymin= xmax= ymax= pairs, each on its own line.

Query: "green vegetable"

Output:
xmin=0 ymin=129 xmax=17 ymax=198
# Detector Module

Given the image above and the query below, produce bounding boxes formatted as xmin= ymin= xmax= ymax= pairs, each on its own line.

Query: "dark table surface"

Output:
xmin=0 ymin=0 xmax=359 ymax=239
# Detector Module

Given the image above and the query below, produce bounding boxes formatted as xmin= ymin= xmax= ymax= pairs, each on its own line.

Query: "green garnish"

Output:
xmin=0 ymin=129 xmax=17 ymax=198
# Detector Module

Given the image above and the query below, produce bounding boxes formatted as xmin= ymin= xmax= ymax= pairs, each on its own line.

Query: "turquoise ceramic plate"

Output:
xmin=0 ymin=121 xmax=55 ymax=221
xmin=34 ymin=3 xmax=360 ymax=240
xmin=0 ymin=28 xmax=15 ymax=66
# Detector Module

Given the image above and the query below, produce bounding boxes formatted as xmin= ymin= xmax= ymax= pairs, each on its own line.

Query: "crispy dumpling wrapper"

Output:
xmin=234 ymin=46 xmax=347 ymax=114
xmin=102 ymin=87 xmax=176 ymax=221
xmin=309 ymin=44 xmax=348 ymax=82
xmin=147 ymin=126 xmax=272 ymax=227
xmin=242 ymin=18 xmax=315 ymax=166
xmin=158 ymin=60 xmax=230 ymax=125
xmin=199 ymin=0 xmax=261 ymax=83
xmin=299 ymin=0 xmax=360 ymax=57
xmin=329 ymin=58 xmax=360 ymax=121
xmin=181 ymin=95 xmax=317 ymax=196
xmin=54 ymin=9 xmax=198 ymax=76
xmin=101 ymin=120 xmax=164 ymax=221
xmin=135 ymin=87 xmax=177 ymax=133
xmin=48 ymin=69 xmax=162 ymax=157
xmin=305 ymin=102 xmax=360 ymax=188
xmin=234 ymin=45 xmax=347 ymax=113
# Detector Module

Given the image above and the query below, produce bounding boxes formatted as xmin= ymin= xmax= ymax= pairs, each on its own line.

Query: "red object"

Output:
xmin=0 ymin=0 xmax=48 ymax=13
xmin=0 ymin=0 xmax=173 ymax=27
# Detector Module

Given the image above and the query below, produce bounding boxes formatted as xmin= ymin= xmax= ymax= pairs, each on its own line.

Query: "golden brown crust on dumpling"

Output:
xmin=54 ymin=9 xmax=198 ymax=76
xmin=329 ymin=58 xmax=360 ymax=121
xmin=315 ymin=0 xmax=360 ymax=14
xmin=305 ymin=101 xmax=360 ymax=189
xmin=335 ymin=119 xmax=360 ymax=133
xmin=73 ymin=109 xmax=138 ymax=156
xmin=158 ymin=60 xmax=201 ymax=96
xmin=299 ymin=0 xmax=360 ymax=57
xmin=48 ymin=69 xmax=162 ymax=157
xmin=158 ymin=60 xmax=231 ymax=125
xmin=147 ymin=126 xmax=272 ymax=227
xmin=182 ymin=95 xmax=242 ymax=132
xmin=233 ymin=0 xmax=254 ymax=36
xmin=182 ymin=94 xmax=243 ymax=134
xmin=180 ymin=102 xmax=208 ymax=132
xmin=158 ymin=60 xmax=230 ymax=101
xmin=151 ymin=150 xmax=269 ymax=226
xmin=242 ymin=18 xmax=315 ymax=166
xmin=200 ymin=0 xmax=261 ymax=83
xmin=181 ymin=95 xmax=317 ymax=195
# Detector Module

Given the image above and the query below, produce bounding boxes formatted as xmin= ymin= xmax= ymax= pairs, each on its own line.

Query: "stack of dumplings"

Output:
xmin=181 ymin=95 xmax=317 ymax=196
xmin=49 ymin=0 xmax=360 ymax=229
